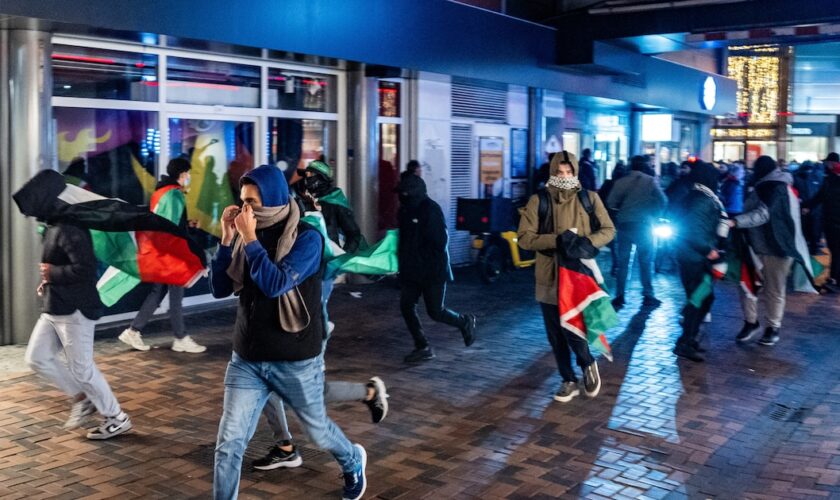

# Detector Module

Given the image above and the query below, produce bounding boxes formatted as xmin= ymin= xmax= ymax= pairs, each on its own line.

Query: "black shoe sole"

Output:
xmin=736 ymin=325 xmax=762 ymax=343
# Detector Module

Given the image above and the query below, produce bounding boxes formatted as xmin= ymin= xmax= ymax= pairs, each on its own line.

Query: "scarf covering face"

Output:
xmin=547 ymin=175 xmax=581 ymax=191
xmin=227 ymin=201 xmax=311 ymax=333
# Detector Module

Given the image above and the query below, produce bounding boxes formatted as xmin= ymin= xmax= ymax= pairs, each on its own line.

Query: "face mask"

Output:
xmin=304 ymin=175 xmax=328 ymax=194
xmin=181 ymin=174 xmax=191 ymax=188
xmin=547 ymin=175 xmax=580 ymax=190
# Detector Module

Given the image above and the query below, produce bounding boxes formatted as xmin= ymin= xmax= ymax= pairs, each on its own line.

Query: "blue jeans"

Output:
xmin=213 ymin=352 xmax=360 ymax=500
xmin=615 ymin=223 xmax=654 ymax=298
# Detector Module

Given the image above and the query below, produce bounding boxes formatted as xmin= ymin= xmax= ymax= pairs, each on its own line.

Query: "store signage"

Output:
xmin=702 ymin=76 xmax=717 ymax=110
xmin=479 ymin=137 xmax=504 ymax=186
xmin=641 ymin=114 xmax=674 ymax=142
xmin=711 ymin=128 xmax=776 ymax=139
xmin=788 ymin=126 xmax=813 ymax=135
xmin=594 ymin=115 xmax=619 ymax=128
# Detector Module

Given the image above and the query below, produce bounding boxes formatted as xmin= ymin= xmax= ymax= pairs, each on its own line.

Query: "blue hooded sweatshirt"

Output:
xmin=209 ymin=164 xmax=322 ymax=300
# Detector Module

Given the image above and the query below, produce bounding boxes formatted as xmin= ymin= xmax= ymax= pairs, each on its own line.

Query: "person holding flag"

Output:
xmin=671 ymin=161 xmax=729 ymax=362
xmin=119 ymin=157 xmax=206 ymax=354
xmin=300 ymin=159 xmax=362 ymax=335
xmin=517 ymin=151 xmax=616 ymax=403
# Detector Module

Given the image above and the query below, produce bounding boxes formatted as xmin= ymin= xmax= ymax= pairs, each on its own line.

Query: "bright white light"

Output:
xmin=653 ymin=224 xmax=674 ymax=239
xmin=641 ymin=114 xmax=674 ymax=142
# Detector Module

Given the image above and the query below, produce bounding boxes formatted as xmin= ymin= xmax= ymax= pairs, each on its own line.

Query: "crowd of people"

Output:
xmin=15 ymin=146 xmax=840 ymax=499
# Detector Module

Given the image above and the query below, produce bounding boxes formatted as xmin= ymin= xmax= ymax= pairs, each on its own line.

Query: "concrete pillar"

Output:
xmin=346 ymin=68 xmax=379 ymax=243
xmin=528 ymin=87 xmax=543 ymax=195
xmin=0 ymin=30 xmax=53 ymax=345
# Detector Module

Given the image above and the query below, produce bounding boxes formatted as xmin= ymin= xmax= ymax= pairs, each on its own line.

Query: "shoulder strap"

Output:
xmin=578 ymin=190 xmax=601 ymax=232
xmin=537 ymin=189 xmax=553 ymax=235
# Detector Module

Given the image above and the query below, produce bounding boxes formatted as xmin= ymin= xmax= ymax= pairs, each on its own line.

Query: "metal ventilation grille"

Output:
xmin=451 ymin=78 xmax=508 ymax=122
xmin=449 ymin=124 xmax=474 ymax=266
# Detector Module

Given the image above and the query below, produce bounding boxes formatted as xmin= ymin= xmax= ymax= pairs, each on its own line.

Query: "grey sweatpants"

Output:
xmin=739 ymin=255 xmax=793 ymax=329
xmin=25 ymin=311 xmax=122 ymax=417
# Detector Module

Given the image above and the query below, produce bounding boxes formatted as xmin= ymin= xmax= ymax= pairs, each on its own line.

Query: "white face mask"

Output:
xmin=180 ymin=173 xmax=191 ymax=188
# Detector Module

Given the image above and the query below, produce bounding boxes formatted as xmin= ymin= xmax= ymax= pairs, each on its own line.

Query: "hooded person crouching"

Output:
xmin=396 ymin=174 xmax=477 ymax=363
xmin=517 ymin=151 xmax=615 ymax=403
xmin=209 ymin=164 xmax=367 ymax=500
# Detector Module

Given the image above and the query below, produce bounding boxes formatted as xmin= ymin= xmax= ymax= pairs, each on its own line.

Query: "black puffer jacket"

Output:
xmin=397 ymin=176 xmax=451 ymax=284
xmin=41 ymin=224 xmax=103 ymax=320
xmin=673 ymin=163 xmax=723 ymax=265
xmin=804 ymin=167 xmax=840 ymax=230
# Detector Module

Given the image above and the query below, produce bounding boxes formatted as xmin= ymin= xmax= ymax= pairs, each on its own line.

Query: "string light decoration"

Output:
xmin=727 ymin=45 xmax=781 ymax=125
xmin=711 ymin=128 xmax=776 ymax=139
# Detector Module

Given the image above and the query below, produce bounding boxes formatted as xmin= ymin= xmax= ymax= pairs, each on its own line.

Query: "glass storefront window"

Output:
xmin=267 ymin=118 xmax=337 ymax=174
xmin=52 ymin=45 xmax=159 ymax=101
xmin=267 ymin=69 xmax=336 ymax=112
xmin=789 ymin=136 xmax=828 ymax=163
xmin=714 ymin=142 xmax=745 ymax=163
xmin=378 ymin=123 xmax=400 ymax=231
xmin=54 ymin=107 xmax=158 ymax=204
xmin=378 ymin=81 xmax=400 ymax=117
xmin=168 ymin=118 xmax=255 ymax=240
xmin=166 ymin=57 xmax=260 ymax=107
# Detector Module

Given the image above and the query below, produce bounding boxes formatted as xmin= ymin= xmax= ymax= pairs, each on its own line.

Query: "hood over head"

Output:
xmin=689 ymin=161 xmax=720 ymax=193
xmin=241 ymin=164 xmax=290 ymax=207
xmin=13 ymin=169 xmax=67 ymax=221
xmin=549 ymin=151 xmax=579 ymax=177
xmin=753 ymin=155 xmax=777 ymax=182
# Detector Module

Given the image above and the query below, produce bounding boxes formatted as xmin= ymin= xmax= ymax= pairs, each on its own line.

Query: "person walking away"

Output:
xmin=119 ymin=157 xmax=206 ymax=353
xmin=517 ymin=151 xmax=615 ymax=402
xmin=209 ymin=165 xmax=367 ymax=500
xmin=720 ymin=163 xmax=745 ymax=216
xmin=397 ymin=175 xmax=477 ymax=362
xmin=598 ymin=161 xmax=627 ymax=276
xmin=607 ymin=155 xmax=667 ymax=308
xmin=730 ymin=156 xmax=800 ymax=346
xmin=672 ymin=162 xmax=728 ymax=362
xmin=21 ymin=218 xmax=132 ymax=439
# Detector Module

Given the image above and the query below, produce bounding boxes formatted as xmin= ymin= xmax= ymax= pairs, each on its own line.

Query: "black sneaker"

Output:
xmin=553 ymin=381 xmax=579 ymax=403
xmin=364 ymin=377 xmax=388 ymax=424
xmin=692 ymin=341 xmax=707 ymax=353
xmin=758 ymin=327 xmax=780 ymax=346
xmin=642 ymin=295 xmax=662 ymax=308
xmin=404 ymin=346 xmax=435 ymax=363
xmin=736 ymin=321 xmax=761 ymax=343
xmin=252 ymin=442 xmax=303 ymax=470
xmin=673 ymin=342 xmax=705 ymax=362
xmin=611 ymin=295 xmax=625 ymax=310
xmin=460 ymin=314 xmax=477 ymax=347
xmin=582 ymin=362 xmax=601 ymax=398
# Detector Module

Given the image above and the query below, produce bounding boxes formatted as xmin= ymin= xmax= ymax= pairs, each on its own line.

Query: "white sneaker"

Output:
xmin=64 ymin=397 xmax=95 ymax=430
xmin=703 ymin=313 xmax=712 ymax=323
xmin=327 ymin=321 xmax=335 ymax=335
xmin=87 ymin=411 xmax=132 ymax=440
xmin=172 ymin=336 xmax=206 ymax=353
xmin=118 ymin=328 xmax=150 ymax=351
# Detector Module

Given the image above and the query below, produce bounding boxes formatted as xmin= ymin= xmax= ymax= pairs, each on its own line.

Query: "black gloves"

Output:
xmin=557 ymin=230 xmax=599 ymax=260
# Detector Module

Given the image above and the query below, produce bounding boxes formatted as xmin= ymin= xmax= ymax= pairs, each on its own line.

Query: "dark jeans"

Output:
xmin=615 ymin=222 xmax=654 ymax=298
xmin=677 ymin=261 xmax=714 ymax=347
xmin=539 ymin=302 xmax=595 ymax=383
xmin=131 ymin=283 xmax=185 ymax=339
xmin=827 ymin=228 xmax=840 ymax=281
xmin=400 ymin=280 xmax=466 ymax=349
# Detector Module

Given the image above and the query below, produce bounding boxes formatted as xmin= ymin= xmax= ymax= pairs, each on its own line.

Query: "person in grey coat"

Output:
xmin=606 ymin=155 xmax=667 ymax=308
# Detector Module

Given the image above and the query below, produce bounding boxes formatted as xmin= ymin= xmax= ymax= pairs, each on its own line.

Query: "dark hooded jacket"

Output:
xmin=210 ymin=165 xmax=324 ymax=362
xmin=396 ymin=175 xmax=451 ymax=284
xmin=673 ymin=162 xmax=723 ymax=265
xmin=606 ymin=157 xmax=667 ymax=227
xmin=803 ymin=161 xmax=840 ymax=230
xmin=734 ymin=157 xmax=797 ymax=258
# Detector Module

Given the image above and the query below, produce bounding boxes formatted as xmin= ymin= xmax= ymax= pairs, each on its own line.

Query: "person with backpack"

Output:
xmin=517 ymin=151 xmax=615 ymax=402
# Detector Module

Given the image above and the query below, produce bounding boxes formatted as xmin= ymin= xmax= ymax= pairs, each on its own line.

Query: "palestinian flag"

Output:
xmin=14 ymin=170 xmax=206 ymax=306
xmin=787 ymin=185 xmax=818 ymax=294
xmin=557 ymin=256 xmax=616 ymax=361
xmin=324 ymin=230 xmax=399 ymax=280
xmin=725 ymin=229 xmax=763 ymax=300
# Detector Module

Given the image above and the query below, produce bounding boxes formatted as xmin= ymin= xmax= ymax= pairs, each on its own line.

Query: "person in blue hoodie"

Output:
xmin=210 ymin=165 xmax=367 ymax=500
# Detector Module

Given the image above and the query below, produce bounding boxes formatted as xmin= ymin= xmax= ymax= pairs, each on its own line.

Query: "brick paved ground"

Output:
xmin=1 ymin=256 xmax=839 ymax=499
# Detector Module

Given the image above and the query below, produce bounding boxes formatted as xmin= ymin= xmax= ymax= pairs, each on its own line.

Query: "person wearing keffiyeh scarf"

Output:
xmin=672 ymin=161 xmax=729 ymax=362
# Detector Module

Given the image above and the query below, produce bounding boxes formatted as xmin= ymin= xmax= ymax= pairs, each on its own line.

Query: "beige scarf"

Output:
xmin=226 ymin=202 xmax=310 ymax=333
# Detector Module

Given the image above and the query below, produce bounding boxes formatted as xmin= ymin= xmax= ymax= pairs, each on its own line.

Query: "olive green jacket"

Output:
xmin=517 ymin=187 xmax=615 ymax=305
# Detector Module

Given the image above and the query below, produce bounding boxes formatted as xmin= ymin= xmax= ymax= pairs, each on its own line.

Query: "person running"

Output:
xmin=397 ymin=174 xmax=477 ymax=362
xmin=210 ymin=165 xmax=367 ymax=500
xmin=672 ymin=162 xmax=728 ymax=362
xmin=517 ymin=151 xmax=615 ymax=402
xmin=119 ymin=157 xmax=206 ymax=353
xmin=23 ymin=219 xmax=132 ymax=439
